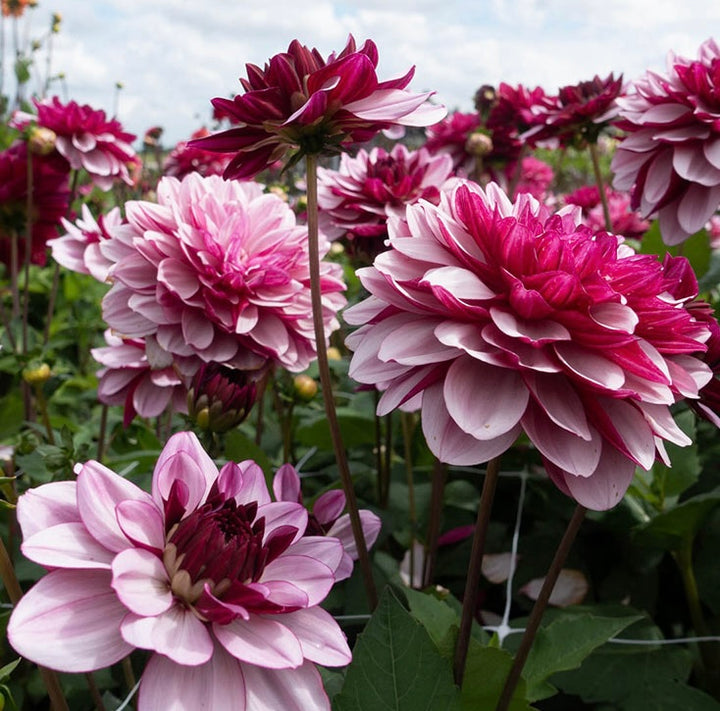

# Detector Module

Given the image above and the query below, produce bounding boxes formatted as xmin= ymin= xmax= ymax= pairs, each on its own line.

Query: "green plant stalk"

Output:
xmin=121 ymin=656 xmax=136 ymax=694
xmin=84 ymin=672 xmax=106 ymax=711
xmin=33 ymin=384 xmax=55 ymax=445
xmin=674 ymin=542 xmax=720 ymax=697
xmin=401 ymin=411 xmax=417 ymax=586
xmin=495 ymin=504 xmax=587 ymax=711
xmin=588 ymin=141 xmax=613 ymax=232
xmin=423 ymin=458 xmax=447 ymax=588
xmin=0 ymin=535 xmax=69 ymax=711
xmin=22 ymin=146 xmax=33 ymax=355
xmin=305 ymin=153 xmax=377 ymax=609
xmin=454 ymin=455 xmax=502 ymax=686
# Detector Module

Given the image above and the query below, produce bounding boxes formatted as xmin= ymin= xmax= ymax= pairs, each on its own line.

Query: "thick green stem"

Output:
xmin=305 ymin=153 xmax=377 ymax=609
xmin=0 ymin=535 xmax=69 ymax=711
xmin=495 ymin=504 xmax=587 ymax=711
xmin=454 ymin=456 xmax=502 ymax=685
xmin=588 ymin=142 xmax=612 ymax=232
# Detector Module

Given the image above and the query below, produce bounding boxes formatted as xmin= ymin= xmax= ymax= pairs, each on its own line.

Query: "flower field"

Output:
xmin=1 ymin=4 xmax=720 ymax=710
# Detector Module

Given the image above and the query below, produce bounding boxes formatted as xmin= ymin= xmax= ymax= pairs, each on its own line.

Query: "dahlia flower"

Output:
xmin=12 ymin=97 xmax=139 ymax=191
xmin=0 ymin=140 xmax=70 ymax=268
xmin=48 ymin=203 xmax=125 ymax=281
xmin=192 ymin=36 xmax=446 ymax=180
xmin=92 ymin=331 xmax=193 ymax=427
xmin=163 ymin=127 xmax=232 ymax=180
xmin=102 ymin=173 xmax=346 ymax=373
xmin=8 ymin=432 xmax=350 ymax=710
xmin=513 ymin=156 xmax=555 ymax=200
xmin=564 ymin=185 xmax=650 ymax=240
xmin=317 ymin=143 xmax=454 ymax=261
xmin=523 ymin=74 xmax=623 ymax=147
xmin=345 ymin=180 xmax=713 ymax=511
xmin=424 ymin=111 xmax=481 ymax=174
xmin=485 ymin=82 xmax=546 ymax=155
xmin=612 ymin=38 xmax=720 ymax=245
xmin=273 ymin=464 xmax=382 ymax=580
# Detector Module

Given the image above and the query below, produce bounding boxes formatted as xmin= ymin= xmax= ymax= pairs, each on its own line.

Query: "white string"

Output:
xmin=496 ymin=469 xmax=528 ymax=647
xmin=483 ymin=626 xmax=720 ymax=646
xmin=114 ymin=678 xmax=141 ymax=711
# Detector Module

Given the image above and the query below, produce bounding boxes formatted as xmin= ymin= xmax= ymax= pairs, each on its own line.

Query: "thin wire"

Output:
xmin=483 ymin=626 xmax=720 ymax=646
xmin=114 ymin=678 xmax=141 ymax=711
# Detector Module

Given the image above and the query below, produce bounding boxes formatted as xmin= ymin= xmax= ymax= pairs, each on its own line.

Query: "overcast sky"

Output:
xmin=5 ymin=0 xmax=719 ymax=146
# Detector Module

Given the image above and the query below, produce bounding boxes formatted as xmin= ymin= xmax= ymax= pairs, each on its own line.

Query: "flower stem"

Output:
xmin=305 ymin=153 xmax=377 ymax=609
xmin=495 ymin=503 xmax=587 ymax=711
xmin=423 ymin=458 xmax=447 ymax=588
xmin=84 ymin=672 xmax=107 ymax=711
xmin=0 ymin=535 xmax=69 ymax=711
xmin=454 ymin=455 xmax=502 ymax=686
xmin=22 ymin=146 xmax=33 ymax=356
xmin=401 ymin=412 xmax=417 ymax=585
xmin=588 ymin=142 xmax=612 ymax=232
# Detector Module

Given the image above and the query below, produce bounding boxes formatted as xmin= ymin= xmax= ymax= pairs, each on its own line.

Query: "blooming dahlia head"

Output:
xmin=192 ymin=35 xmax=447 ymax=180
xmin=345 ymin=180 xmax=713 ymax=510
xmin=273 ymin=464 xmax=382 ymax=580
xmin=163 ymin=127 xmax=232 ymax=180
xmin=318 ymin=143 xmax=454 ymax=261
xmin=12 ymin=96 xmax=139 ymax=191
xmin=612 ymin=38 xmax=720 ymax=245
xmin=0 ymin=141 xmax=70 ymax=268
xmin=102 ymin=173 xmax=346 ymax=373
xmin=424 ymin=111 xmax=482 ymax=175
xmin=8 ymin=432 xmax=350 ymax=710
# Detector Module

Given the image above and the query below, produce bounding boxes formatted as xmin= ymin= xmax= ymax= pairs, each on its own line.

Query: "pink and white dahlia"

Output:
xmin=318 ymin=143 xmax=454 ymax=260
xmin=564 ymin=185 xmax=650 ymax=240
xmin=102 ymin=173 xmax=346 ymax=373
xmin=48 ymin=204 xmax=125 ymax=282
xmin=612 ymin=38 xmax=720 ymax=245
xmin=12 ymin=97 xmax=139 ymax=191
xmin=192 ymin=36 xmax=446 ymax=180
xmin=273 ymin=464 xmax=382 ymax=580
xmin=345 ymin=180 xmax=713 ymax=511
xmin=8 ymin=432 xmax=350 ymax=711
xmin=92 ymin=331 xmax=193 ymax=427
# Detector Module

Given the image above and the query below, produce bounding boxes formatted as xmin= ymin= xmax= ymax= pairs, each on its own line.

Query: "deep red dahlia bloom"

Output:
xmin=0 ymin=141 xmax=70 ymax=267
xmin=486 ymin=82 xmax=546 ymax=155
xmin=163 ymin=127 xmax=232 ymax=180
xmin=13 ymin=97 xmax=139 ymax=191
xmin=317 ymin=143 xmax=454 ymax=261
xmin=424 ymin=111 xmax=481 ymax=174
xmin=523 ymin=73 xmax=623 ymax=147
xmin=612 ymin=38 xmax=720 ymax=245
xmin=346 ymin=180 xmax=713 ymax=511
xmin=192 ymin=36 xmax=446 ymax=180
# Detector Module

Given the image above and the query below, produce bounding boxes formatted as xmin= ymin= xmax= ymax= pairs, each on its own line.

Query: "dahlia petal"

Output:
xmin=16 ymin=480 xmax=79 ymax=539
xmin=8 ymin=569 xmax=133 ymax=673
xmin=287 ymin=536 xmax=345 ymax=578
xmin=260 ymin=555 xmax=334 ymax=607
xmin=312 ymin=490 xmax=346 ymax=525
xmin=524 ymin=372 xmax=591 ymax=439
xmin=76 ymin=460 xmax=154 ymax=553
xmin=638 ymin=103 xmax=690 ymax=124
xmin=243 ymin=661 xmax=330 ymax=711
xmin=638 ymin=402 xmax=692 ymax=447
xmin=272 ymin=464 xmax=301 ymax=504
xmin=258 ymin=501 xmax=307 ymax=544
xmin=704 ymin=136 xmax=720 ymax=170
xmin=673 ymin=144 xmax=720 ymax=186
xmin=344 ymin=89 xmax=442 ymax=125
xmin=435 ymin=321 xmax=509 ymax=367
xmin=182 ymin=309 xmax=215 ymax=351
xmin=597 ymin=398 xmax=656 ymax=469
xmin=377 ymin=316 xmax=460 ymax=365
xmin=111 ymin=548 xmax=172 ymax=616
xmin=120 ymin=604 xmax=214 ymax=666
xmin=554 ymin=342 xmax=626 ymax=390
xmin=421 ymin=381 xmax=521 ymax=465
xmin=641 ymin=150 xmax=674 ymax=207
xmin=676 ymin=183 xmax=720 ymax=235
xmin=444 ymin=357 xmax=528 ymax=440
xmin=133 ymin=377 xmax=173 ymax=419
xmin=232 ymin=460 xmax=272 ymax=506
xmin=421 ymin=265 xmax=495 ymax=300
xmin=490 ymin=307 xmax=571 ymax=344
xmin=522 ymin=403 xmax=601 ymax=477
xmin=21 ymin=522 xmax=114 ymax=569
xmin=377 ymin=364 xmax=441 ymax=415
xmin=589 ymin=302 xmax=639 ymax=333
xmin=138 ymin=644 xmax=246 ymax=711
xmin=326 ymin=510 xmax=382 ymax=561
xmin=275 ymin=607 xmax=352 ymax=666
xmin=213 ymin=616 xmax=303 ymax=668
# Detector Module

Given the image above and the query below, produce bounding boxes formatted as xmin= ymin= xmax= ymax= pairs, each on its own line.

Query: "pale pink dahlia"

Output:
xmin=8 ymin=432 xmax=350 ymax=710
xmin=102 ymin=173 xmax=346 ymax=373
xmin=192 ymin=36 xmax=446 ymax=180
xmin=612 ymin=38 xmax=720 ymax=245
xmin=12 ymin=97 xmax=139 ymax=191
xmin=317 ymin=143 xmax=454 ymax=260
xmin=48 ymin=203 xmax=125 ymax=282
xmin=345 ymin=180 xmax=713 ymax=510
xmin=273 ymin=464 xmax=382 ymax=580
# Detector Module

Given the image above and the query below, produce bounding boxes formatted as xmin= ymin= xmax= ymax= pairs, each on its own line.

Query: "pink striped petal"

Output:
xmin=21 ymin=522 xmax=114 ymax=569
xmin=288 ymin=536 xmax=345 ymax=578
xmin=242 ymin=661 xmax=330 ymax=711
xmin=116 ymin=499 xmax=165 ymax=551
xmin=274 ymin=607 xmax=352 ymax=666
xmin=213 ymin=616 xmax=303 ymax=668
xmin=272 ymin=464 xmax=302 ymax=504
xmin=16 ymin=481 xmax=79 ymax=538
xmin=111 ymin=548 xmax=172 ymax=616
xmin=233 ymin=460 xmax=272 ymax=506
xmin=257 ymin=501 xmax=307 ymax=544
xmin=8 ymin=569 xmax=133 ymax=672
xmin=555 ymin=342 xmax=626 ymax=390
xmin=260 ymin=555 xmax=334 ymax=607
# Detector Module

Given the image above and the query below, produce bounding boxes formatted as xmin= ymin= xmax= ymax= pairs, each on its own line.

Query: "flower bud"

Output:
xmin=326 ymin=346 xmax=342 ymax=361
xmin=465 ymin=131 xmax=493 ymax=157
xmin=187 ymin=363 xmax=257 ymax=433
xmin=293 ymin=374 xmax=317 ymax=401
xmin=22 ymin=363 xmax=51 ymax=386
xmin=27 ymin=126 xmax=57 ymax=156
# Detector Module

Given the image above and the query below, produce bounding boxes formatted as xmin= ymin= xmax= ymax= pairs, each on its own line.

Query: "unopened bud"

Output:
xmin=465 ymin=131 xmax=493 ymax=157
xmin=27 ymin=126 xmax=56 ymax=156
xmin=326 ymin=347 xmax=342 ymax=361
xmin=293 ymin=374 xmax=317 ymax=402
xmin=23 ymin=362 xmax=51 ymax=385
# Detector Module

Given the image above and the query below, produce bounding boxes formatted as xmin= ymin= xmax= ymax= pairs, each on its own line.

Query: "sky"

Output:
xmin=3 ymin=0 xmax=719 ymax=147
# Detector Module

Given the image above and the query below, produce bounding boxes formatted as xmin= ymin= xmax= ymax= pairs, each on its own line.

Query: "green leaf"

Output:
xmin=404 ymin=587 xmax=459 ymax=658
xmin=620 ymin=678 xmax=720 ymax=711
xmin=638 ymin=221 xmax=711 ymax=280
xmin=223 ymin=430 xmax=273 ymax=477
xmin=635 ymin=491 xmax=720 ymax=551
xmin=334 ymin=587 xmax=460 ymax=711
xmin=0 ymin=658 xmax=20 ymax=683
xmin=522 ymin=612 xmax=642 ymax=701
xmin=460 ymin=640 xmax=534 ymax=711
xmin=297 ymin=409 xmax=376 ymax=451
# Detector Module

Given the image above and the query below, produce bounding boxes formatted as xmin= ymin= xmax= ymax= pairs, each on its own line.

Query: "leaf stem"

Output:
xmin=588 ymin=141 xmax=612 ymax=232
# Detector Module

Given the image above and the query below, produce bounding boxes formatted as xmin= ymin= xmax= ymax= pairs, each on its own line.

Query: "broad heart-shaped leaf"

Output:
xmin=333 ymin=587 xmax=460 ymax=711
xmin=460 ymin=640 xmax=535 ymax=711
xmin=619 ymin=678 xmax=720 ymax=711
xmin=634 ymin=490 xmax=720 ymax=552
xmin=520 ymin=612 xmax=642 ymax=701
xmin=404 ymin=587 xmax=459 ymax=659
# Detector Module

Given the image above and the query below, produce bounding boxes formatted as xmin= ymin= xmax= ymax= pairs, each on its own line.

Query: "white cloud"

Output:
xmin=4 ymin=0 xmax=717 ymax=147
